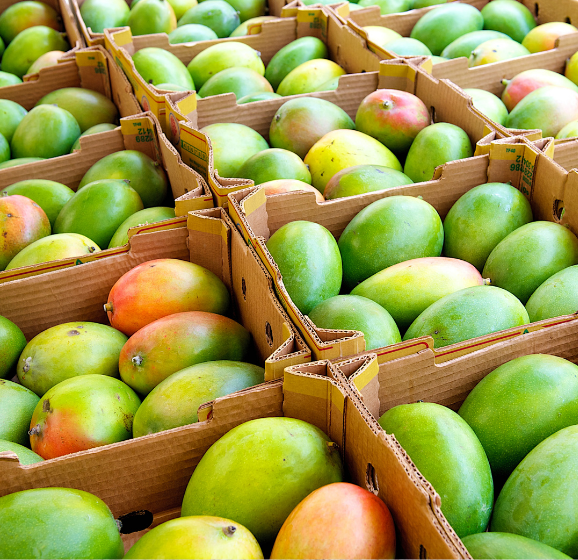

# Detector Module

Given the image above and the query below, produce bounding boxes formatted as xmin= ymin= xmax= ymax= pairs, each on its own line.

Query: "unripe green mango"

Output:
xmin=491 ymin=425 xmax=578 ymax=557
xmin=0 ymin=157 xmax=44 ymax=169
xmin=0 ymin=378 xmax=39 ymax=445
xmin=403 ymin=285 xmax=530 ymax=347
xmin=410 ymin=3 xmax=483 ymax=56
xmin=0 ymin=71 xmax=22 ymax=86
xmin=226 ymin=0 xmax=265 ymax=23
xmin=108 ymin=206 xmax=175 ymax=248
xmin=339 ymin=195 xmax=444 ymax=289
xmin=0 ymin=99 xmax=27 ymax=144
xmin=167 ymin=0 xmax=197 ymax=20
xmin=459 ymin=354 xmax=578 ymax=482
xmin=0 ymin=133 xmax=9 ymax=164
xmin=133 ymin=360 xmax=265 ymax=436
xmin=266 ymin=221 xmax=342 ymax=315
xmin=482 ymin=221 xmax=578 ymax=305
xmin=237 ymin=148 xmax=311 ymax=185
xmin=525 ymin=265 xmax=578 ymax=322
xmin=384 ymin=37 xmax=432 ymax=56
xmin=55 ymin=179 xmax=144 ymax=248
xmin=17 ymin=321 xmax=127 ymax=396
xmin=80 ymin=0 xmax=130 ymax=33
xmin=132 ymin=47 xmax=194 ymax=90
xmin=70 ymin=122 xmax=118 ymax=152
xmin=198 ymin=66 xmax=273 ymax=99
xmin=363 ymin=26 xmax=401 ymax=47
xmin=0 ymin=439 xmax=43 ymax=464
xmin=128 ymin=0 xmax=177 ymax=35
xmin=168 ymin=22 xmax=217 ymax=43
xmin=0 ymin=487 xmax=124 ymax=559
xmin=480 ymin=0 xmax=537 ymax=43
xmin=464 ymin=89 xmax=509 ymax=126
xmin=462 ymin=532 xmax=571 ymax=559
xmin=443 ymin=182 xmax=533 ymax=271
xmin=181 ymin=417 xmax=344 ymax=551
xmin=238 ymin=91 xmax=281 ymax=103
xmin=440 ymin=30 xmax=510 ymax=59
xmin=379 ymin=402 xmax=493 ymax=538
xmin=277 ymin=59 xmax=345 ymax=96
xmin=178 ymin=0 xmax=240 ymax=38
xmin=357 ymin=0 xmax=411 ymax=14
xmin=230 ymin=15 xmax=275 ymax=37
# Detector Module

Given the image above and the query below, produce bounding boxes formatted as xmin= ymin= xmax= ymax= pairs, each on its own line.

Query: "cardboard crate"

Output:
xmin=227 ymin=131 xmax=578 ymax=366
xmin=103 ymin=6 xmax=382 ymax=128
xmin=166 ymin=58 xmax=506 ymax=207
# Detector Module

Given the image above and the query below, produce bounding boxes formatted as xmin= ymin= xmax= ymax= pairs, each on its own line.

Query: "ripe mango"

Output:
xmin=522 ymin=21 xmax=578 ymax=53
xmin=0 ymin=1 xmax=62 ymax=44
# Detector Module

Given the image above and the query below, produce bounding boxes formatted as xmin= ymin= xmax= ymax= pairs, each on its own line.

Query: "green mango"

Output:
xmin=277 ymin=59 xmax=345 ymax=96
xmin=0 ymin=99 xmax=27 ymax=144
xmin=443 ymin=182 xmax=533 ymax=271
xmin=27 ymin=50 xmax=66 ymax=74
xmin=1 ymin=179 xmax=75 ymax=227
xmin=70 ymin=122 xmax=118 ymax=151
xmin=237 ymin=148 xmax=311 ymax=185
xmin=1 ymin=25 xmax=69 ymax=78
xmin=491 ymin=425 xmax=578 ymax=557
xmin=338 ymin=195 xmax=444 ymax=289
xmin=379 ymin=402 xmax=493 ymax=538
xmin=225 ymin=0 xmax=265 ymax=23
xmin=0 ymin=378 xmax=39 ymax=445
xmin=556 ymin=119 xmax=578 ymax=139
xmin=324 ymin=165 xmax=413 ymax=200
xmin=181 ymin=417 xmax=344 ymax=551
xmin=463 ymin=532 xmax=571 ymax=559
xmin=312 ymin=75 xmax=340 ymax=92
xmin=525 ymin=265 xmax=578 ymax=322
xmin=108 ymin=206 xmax=175 ymax=248
xmin=403 ymin=285 xmax=530 ymax=347
xmin=363 ymin=26 xmax=401 ymax=47
xmin=178 ymin=0 xmax=240 ymax=38
xmin=237 ymin=91 xmax=281 ymax=103
xmin=167 ymin=0 xmax=198 ymax=19
xmin=459 ymin=354 xmax=578 ymax=482
xmin=265 ymin=37 xmax=328 ymax=91
xmin=410 ymin=3 xmax=483 ymax=55
xmin=266 ymin=221 xmax=342 ymax=315
xmin=0 ymin=439 xmax=43 ymax=464
xmin=308 ymin=294 xmax=401 ymax=350
xmin=0 ymin=487 xmax=124 ymax=558
xmin=464 ymin=88 xmax=509 ymax=126
xmin=168 ymin=22 xmax=218 ymax=43
xmin=480 ymin=0 xmax=537 ymax=44
xmin=0 ymin=71 xmax=22 ymax=86
xmin=133 ymin=360 xmax=265 ymax=436
xmin=0 ymin=133 xmax=9 ymax=164
xmin=230 ymin=15 xmax=275 ymax=36
xmin=0 ymin=1 xmax=62 ymax=44
xmin=187 ymin=41 xmax=264 ymax=90
xmin=198 ymin=66 xmax=273 ymax=99
xmin=17 ymin=321 xmax=127 ymax=397
xmin=384 ymin=37 xmax=432 ymax=56
xmin=35 ymin=87 xmax=119 ymax=133
xmin=441 ymin=30 xmax=511 ymax=59
xmin=128 ymin=0 xmax=177 ymax=35
xmin=54 ymin=179 xmax=144 ymax=248
xmin=0 ymin=157 xmax=44 ymax=169
xmin=79 ymin=150 xmax=168 ymax=208
xmin=80 ymin=0 xmax=130 ymax=33
xmin=10 ymin=105 xmax=81 ymax=159
xmin=412 ymin=0 xmax=446 ymax=7
xmin=482 ymin=221 xmax=578 ymax=304
xmin=201 ymin=122 xmax=268 ymax=178
xmin=469 ymin=38 xmax=531 ymax=67
xmin=155 ymin=82 xmax=190 ymax=91
xmin=132 ymin=47 xmax=194 ymax=90
xmin=357 ymin=0 xmax=411 ymax=13
xmin=404 ymin=122 xmax=473 ymax=183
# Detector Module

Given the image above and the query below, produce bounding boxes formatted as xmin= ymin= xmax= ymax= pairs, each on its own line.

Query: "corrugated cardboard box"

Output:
xmin=227 ymin=132 xmax=578 ymax=367
xmin=167 ymin=58 xmax=506 ymax=206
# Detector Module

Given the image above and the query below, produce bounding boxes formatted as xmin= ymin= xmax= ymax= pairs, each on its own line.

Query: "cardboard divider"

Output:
xmin=228 ymin=133 xmax=578 ymax=367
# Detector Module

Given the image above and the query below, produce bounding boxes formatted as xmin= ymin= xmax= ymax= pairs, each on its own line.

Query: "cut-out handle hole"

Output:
xmin=117 ymin=510 xmax=153 ymax=534
xmin=241 ymin=277 xmax=247 ymax=301
xmin=554 ymin=199 xmax=565 ymax=221
xmin=265 ymin=321 xmax=273 ymax=347
xmin=534 ymin=2 xmax=539 ymax=16
xmin=365 ymin=463 xmax=379 ymax=495
xmin=566 ymin=16 xmax=572 ymax=24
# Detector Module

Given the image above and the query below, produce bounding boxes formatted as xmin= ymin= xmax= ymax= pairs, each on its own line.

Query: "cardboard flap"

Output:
xmin=550 ymin=138 xmax=578 ymax=171
xmin=296 ymin=7 xmax=328 ymax=40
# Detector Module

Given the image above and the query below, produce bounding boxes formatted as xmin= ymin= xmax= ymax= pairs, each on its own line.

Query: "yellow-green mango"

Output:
xmin=132 ymin=47 xmax=194 ymax=89
xmin=237 ymin=148 xmax=311 ymax=185
xmin=464 ymin=88 xmax=508 ymax=125
xmin=230 ymin=15 xmax=275 ymax=36
xmin=525 ymin=265 xmax=578 ymax=322
xmin=0 ymin=1 xmax=62 ymax=44
xmin=522 ymin=21 xmax=578 ymax=53
xmin=108 ymin=206 xmax=175 ymax=248
xmin=198 ymin=66 xmax=273 ymax=99
xmin=462 ymin=532 xmax=571 ymax=560
xmin=384 ymin=37 xmax=432 ymax=56
xmin=0 ymin=71 xmax=22 ymax=86
xmin=168 ymin=22 xmax=217 ymax=42
xmin=0 ymin=99 xmax=26 ymax=144
xmin=0 ymin=378 xmax=39 ymax=445
xmin=128 ymin=0 xmax=177 ymax=35
xmin=363 ymin=25 xmax=401 ymax=47
xmin=0 ymin=439 xmax=43 ymax=464
xmin=469 ymin=38 xmax=531 ymax=67
xmin=277 ymin=59 xmax=345 ymax=96
xmin=80 ymin=0 xmax=130 ymax=33
xmin=440 ymin=29 xmax=510 ymax=59
xmin=178 ymin=0 xmax=239 ymax=38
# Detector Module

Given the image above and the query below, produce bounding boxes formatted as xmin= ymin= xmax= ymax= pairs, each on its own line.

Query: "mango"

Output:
xmin=230 ymin=15 xmax=275 ymax=36
xmin=525 ymin=265 xmax=578 ymax=322
xmin=0 ymin=316 xmax=23 ymax=380
xmin=277 ymin=59 xmax=345 ymax=96
xmin=403 ymin=285 xmax=530 ymax=347
xmin=312 ymin=75 xmax=341 ymax=92
xmin=128 ymin=0 xmax=177 ymax=34
xmin=125 ymin=516 xmax=263 ymax=559
xmin=0 ymin=133 xmax=9 ymax=164
xmin=483 ymin=221 xmax=578 ymax=304
xmin=0 ymin=1 xmax=62 ymax=44
xmin=384 ymin=37 xmax=432 ymax=56
xmin=464 ymin=88 xmax=508 ymax=126
xmin=26 ymin=49 xmax=65 ymax=74
xmin=178 ymin=0 xmax=240 ymax=38
xmin=363 ymin=26 xmax=401 ymax=47
xmin=1 ymin=25 xmax=68 ymax=78
xmin=108 ymin=206 xmax=175 ymax=248
xmin=324 ymin=165 xmax=413 ymax=199
xmin=79 ymin=149 xmax=168 ymax=208
xmin=352 ymin=257 xmax=484 ymax=333
xmin=403 ymin=122 xmax=473 ymax=183
xmin=266 ymin=221 xmax=342 ymax=315
xmin=106 ymin=258 xmax=230 ymax=335
xmin=410 ymin=3 xmax=483 ymax=56
xmin=168 ymin=22 xmax=217 ymax=42
xmin=443 ymin=182 xmax=533 ymax=271
xmin=0 ymin=71 xmax=22 ymax=86
xmin=357 ymin=0 xmax=410 ymax=12
xmin=491 ymin=425 xmax=578 ymax=557
xmin=133 ymin=360 xmax=265 ymax=436
xmin=339 ymin=195 xmax=444 ymax=289
xmin=181 ymin=417 xmax=344 ymax=551
xmin=0 ymin=488 xmax=124 ymax=559
xmin=469 ymin=38 xmax=531 ymax=67
xmin=522 ymin=21 xmax=578 ymax=53
xmin=238 ymin=91 xmax=281 ymax=103
xmin=202 ymin=122 xmax=268 ymax=178
xmin=265 ymin=36 xmax=328 ymax=91
xmin=412 ymin=0 xmax=446 ymax=7
xmin=0 ymin=157 xmax=44 ymax=168
xmin=0 ymin=440 xmax=43 ymax=464
xmin=0 ymin=378 xmax=38 ymax=444
xmin=440 ymin=30 xmax=510 ymax=59
xmin=565 ymin=50 xmax=578 ymax=86
xmin=132 ymin=47 xmax=194 ymax=89
xmin=29 ymin=374 xmax=141 ymax=458
xmin=80 ymin=0 xmax=130 ymax=33
xmin=119 ymin=311 xmax=251 ymax=395
xmin=187 ymin=42 xmax=264 ymax=89
xmin=1 ymin=179 xmax=74 ymax=227
xmin=237 ymin=148 xmax=311 ymax=185
xmin=305 ymin=129 xmax=402 ymax=194
xmin=308 ymin=294 xmax=401 ymax=350
xmin=0 ymin=195 xmax=51 ymax=271
xmin=198 ymin=66 xmax=273 ymax=99
xmin=225 ymin=0 xmax=264 ymax=23
xmin=480 ymin=0 xmax=536 ymax=43
xmin=261 ymin=179 xmax=324 ymax=202
xmin=0 ymin=99 xmax=27 ymax=144
xmin=269 ymin=97 xmax=354 ymax=159
xmin=379 ymin=402 xmax=493 ymax=538
xmin=70 ymin=122 xmax=118 ymax=151
xmin=459 ymin=354 xmax=578 ymax=482
xmin=462 ymin=532 xmax=571 ymax=560
xmin=556 ymin=119 xmax=578 ymax=139
xmin=167 ymin=0 xmax=197 ymax=20
xmin=55 ymin=179 xmax=143 ymax=247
